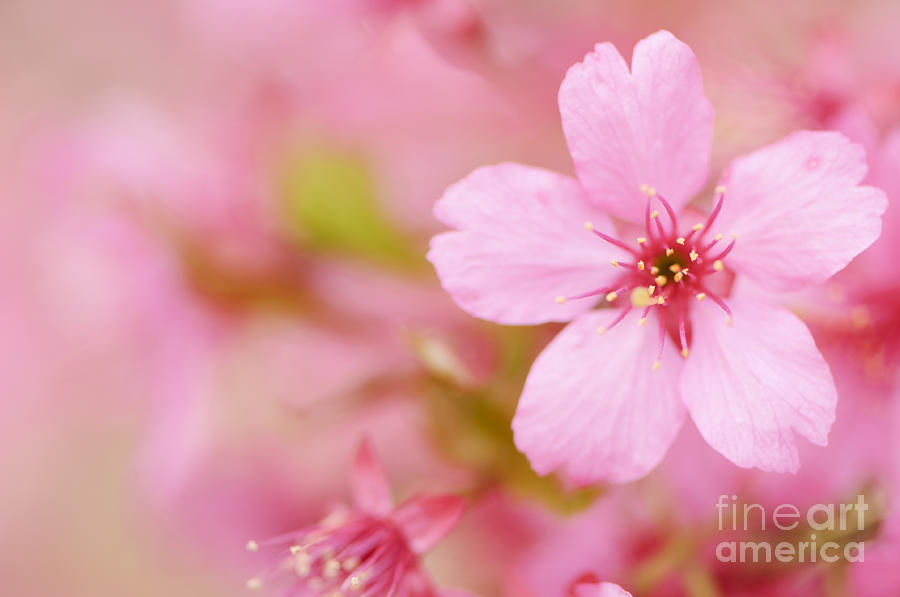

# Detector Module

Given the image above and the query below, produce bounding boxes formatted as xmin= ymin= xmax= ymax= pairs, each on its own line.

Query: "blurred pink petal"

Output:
xmin=352 ymin=437 xmax=394 ymax=517
xmin=391 ymin=494 xmax=466 ymax=554
xmin=245 ymin=441 xmax=465 ymax=596
xmin=571 ymin=579 xmax=634 ymax=597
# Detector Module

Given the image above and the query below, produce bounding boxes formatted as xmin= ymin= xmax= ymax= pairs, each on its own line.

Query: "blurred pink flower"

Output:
xmin=570 ymin=578 xmax=633 ymax=597
xmin=428 ymin=30 xmax=888 ymax=484
xmin=244 ymin=438 xmax=467 ymax=597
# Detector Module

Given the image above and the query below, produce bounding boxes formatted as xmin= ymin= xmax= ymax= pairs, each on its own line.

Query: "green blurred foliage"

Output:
xmin=280 ymin=147 xmax=424 ymax=270
xmin=416 ymin=324 xmax=602 ymax=514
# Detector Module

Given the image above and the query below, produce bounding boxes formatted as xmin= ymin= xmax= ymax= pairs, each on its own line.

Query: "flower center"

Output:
xmin=244 ymin=511 xmax=418 ymax=596
xmin=556 ymin=186 xmax=736 ymax=369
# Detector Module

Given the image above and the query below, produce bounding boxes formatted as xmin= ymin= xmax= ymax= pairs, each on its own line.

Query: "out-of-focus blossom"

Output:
xmin=244 ymin=438 xmax=467 ymax=597
xmin=569 ymin=576 xmax=633 ymax=597
xmin=429 ymin=30 xmax=887 ymax=484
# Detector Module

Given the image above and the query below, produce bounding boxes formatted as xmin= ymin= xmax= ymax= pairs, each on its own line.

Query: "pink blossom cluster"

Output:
xmin=2 ymin=2 xmax=900 ymax=597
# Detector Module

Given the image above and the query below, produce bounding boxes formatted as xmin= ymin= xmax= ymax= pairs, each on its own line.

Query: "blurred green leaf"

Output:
xmin=280 ymin=147 xmax=423 ymax=270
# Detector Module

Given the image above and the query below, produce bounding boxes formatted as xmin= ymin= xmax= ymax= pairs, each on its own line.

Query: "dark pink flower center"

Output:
xmin=558 ymin=186 xmax=736 ymax=368
xmin=245 ymin=510 xmax=428 ymax=596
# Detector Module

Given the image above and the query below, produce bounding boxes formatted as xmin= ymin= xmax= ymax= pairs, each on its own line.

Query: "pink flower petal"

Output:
xmin=391 ymin=494 xmax=466 ymax=554
xmin=715 ymin=130 xmax=888 ymax=291
xmin=429 ymin=163 xmax=619 ymax=325
xmin=351 ymin=437 xmax=393 ymax=517
xmin=681 ymin=297 xmax=837 ymax=473
xmin=512 ymin=310 xmax=686 ymax=485
xmin=573 ymin=581 xmax=634 ymax=597
xmin=559 ymin=30 xmax=713 ymax=223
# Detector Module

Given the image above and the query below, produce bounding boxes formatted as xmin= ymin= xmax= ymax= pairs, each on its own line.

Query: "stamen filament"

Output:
xmin=598 ymin=306 xmax=633 ymax=334
xmin=706 ymin=239 xmax=736 ymax=262
xmin=698 ymin=286 xmax=733 ymax=319
xmin=697 ymin=192 xmax=725 ymax=240
xmin=653 ymin=194 xmax=679 ymax=231
xmin=590 ymin=228 xmax=638 ymax=255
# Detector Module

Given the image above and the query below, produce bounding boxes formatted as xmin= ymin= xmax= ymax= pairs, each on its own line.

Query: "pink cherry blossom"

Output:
xmin=244 ymin=438 xmax=466 ymax=596
xmin=428 ymin=30 xmax=888 ymax=484
xmin=569 ymin=576 xmax=633 ymax=597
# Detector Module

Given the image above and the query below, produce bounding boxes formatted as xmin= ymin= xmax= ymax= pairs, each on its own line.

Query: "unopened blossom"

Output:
xmin=244 ymin=439 xmax=467 ymax=596
xmin=428 ymin=30 xmax=887 ymax=484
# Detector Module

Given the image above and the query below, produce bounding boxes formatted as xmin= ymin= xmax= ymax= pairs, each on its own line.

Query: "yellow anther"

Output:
xmin=650 ymin=210 xmax=660 ymax=218
xmin=657 ymin=296 xmax=666 ymax=305
xmin=640 ymin=184 xmax=657 ymax=197
xmin=666 ymin=248 xmax=674 ymax=256
xmin=648 ymin=285 xmax=656 ymax=295
xmin=597 ymin=326 xmax=607 ymax=335
xmin=690 ymin=250 xmax=699 ymax=262
xmin=731 ymin=231 xmax=740 ymax=239
xmin=308 ymin=578 xmax=324 ymax=590
xmin=693 ymin=222 xmax=704 ymax=231
xmin=246 ymin=540 xmax=259 ymax=552
xmin=605 ymin=291 xmax=618 ymax=302
xmin=650 ymin=266 xmax=660 ymax=274
xmin=713 ymin=260 xmax=724 ymax=271
xmin=637 ymin=236 xmax=647 ymax=244
xmin=676 ymin=237 xmax=686 ymax=245
xmin=630 ymin=287 xmax=653 ymax=307
xmin=715 ymin=185 xmax=727 ymax=194
xmin=673 ymin=272 xmax=683 ymax=283
xmin=638 ymin=317 xmax=648 ymax=326
xmin=350 ymin=576 xmax=363 ymax=590
xmin=324 ymin=559 xmax=341 ymax=578
xmin=584 ymin=221 xmax=594 ymax=230
xmin=610 ymin=259 xmax=619 ymax=267
xmin=669 ymin=264 xmax=681 ymax=273
xmin=655 ymin=275 xmax=668 ymax=286
xmin=290 ymin=545 xmax=302 ymax=554
xmin=681 ymin=348 xmax=690 ymax=358
xmin=555 ymin=296 xmax=567 ymax=304
xmin=696 ymin=293 xmax=706 ymax=301
xmin=637 ymin=260 xmax=645 ymax=270
xmin=713 ymin=233 xmax=723 ymax=241
xmin=246 ymin=578 xmax=262 ymax=591
xmin=652 ymin=360 xmax=661 ymax=371
xmin=343 ymin=557 xmax=361 ymax=571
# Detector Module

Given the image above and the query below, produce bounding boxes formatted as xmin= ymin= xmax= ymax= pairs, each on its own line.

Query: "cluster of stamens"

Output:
xmin=244 ymin=510 xmax=418 ymax=596
xmin=555 ymin=185 xmax=736 ymax=370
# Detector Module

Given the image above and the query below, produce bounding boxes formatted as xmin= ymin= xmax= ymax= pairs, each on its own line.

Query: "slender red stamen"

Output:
xmin=600 ymin=306 xmax=633 ymax=333
xmin=655 ymin=310 xmax=667 ymax=365
xmin=644 ymin=198 xmax=655 ymax=241
xmin=654 ymin=194 xmax=679 ymax=231
xmin=639 ymin=305 xmax=652 ymax=321
xmin=591 ymin=228 xmax=638 ymax=255
xmin=706 ymin=239 xmax=736 ymax=262
xmin=563 ymin=286 xmax=616 ymax=301
xmin=702 ymin=235 xmax=723 ymax=252
xmin=698 ymin=286 xmax=733 ymax=319
xmin=697 ymin=193 xmax=725 ymax=240
xmin=654 ymin=216 xmax=666 ymax=238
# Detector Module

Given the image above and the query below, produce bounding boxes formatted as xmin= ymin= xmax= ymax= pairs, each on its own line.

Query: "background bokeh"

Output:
xmin=2 ymin=1 xmax=899 ymax=596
